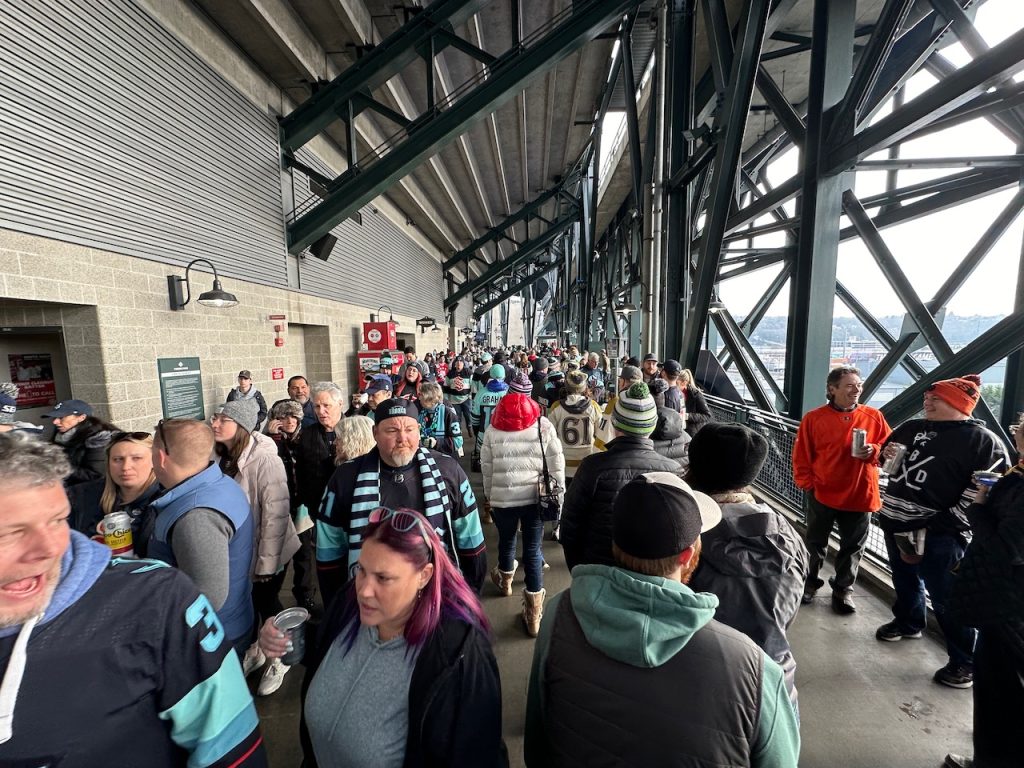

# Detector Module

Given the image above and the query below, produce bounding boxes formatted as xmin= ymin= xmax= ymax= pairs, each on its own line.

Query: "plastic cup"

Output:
xmin=274 ymin=607 xmax=310 ymax=666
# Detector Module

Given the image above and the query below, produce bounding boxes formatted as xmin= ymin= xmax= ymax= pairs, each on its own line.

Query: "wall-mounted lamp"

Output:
xmin=372 ymin=305 xmax=400 ymax=327
xmin=416 ymin=316 xmax=436 ymax=333
xmin=167 ymin=259 xmax=238 ymax=311
xmin=430 ymin=323 xmax=442 ymax=333
xmin=614 ymin=300 xmax=638 ymax=314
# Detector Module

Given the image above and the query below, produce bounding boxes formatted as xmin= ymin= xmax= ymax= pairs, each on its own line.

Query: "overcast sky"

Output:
xmin=720 ymin=0 xmax=1024 ymax=319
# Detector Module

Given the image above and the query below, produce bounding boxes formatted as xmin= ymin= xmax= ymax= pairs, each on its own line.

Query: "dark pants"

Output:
xmin=452 ymin=399 xmax=473 ymax=436
xmin=291 ymin=528 xmax=319 ymax=606
xmin=974 ymin=629 xmax=1024 ymax=767
xmin=804 ymin=493 xmax=870 ymax=593
xmin=884 ymin=530 xmax=976 ymax=668
xmin=253 ymin=569 xmax=287 ymax=626
xmin=492 ymin=504 xmax=544 ymax=592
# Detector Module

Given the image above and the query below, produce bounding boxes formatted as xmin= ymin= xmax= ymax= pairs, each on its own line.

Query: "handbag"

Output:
xmin=537 ymin=419 xmax=564 ymax=522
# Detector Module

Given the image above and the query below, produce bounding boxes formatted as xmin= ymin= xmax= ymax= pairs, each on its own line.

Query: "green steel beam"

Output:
xmin=827 ymin=25 xmax=1024 ymax=174
xmin=444 ymin=210 xmax=579 ymax=308
xmin=279 ymin=0 xmax=490 ymax=152
xmin=287 ymin=0 xmax=637 ymax=254
xmin=476 ymin=263 xmax=566 ymax=320
xmin=709 ymin=310 xmax=777 ymax=412
xmin=755 ymin=65 xmax=806 ymax=146
xmin=679 ymin=0 xmax=772 ymax=367
xmin=782 ymin=0 xmax=855 ymax=419
xmin=441 ymin=174 xmax=579 ymax=270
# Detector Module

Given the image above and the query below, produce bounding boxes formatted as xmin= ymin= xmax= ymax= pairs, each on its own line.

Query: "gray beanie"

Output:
xmin=216 ymin=398 xmax=260 ymax=433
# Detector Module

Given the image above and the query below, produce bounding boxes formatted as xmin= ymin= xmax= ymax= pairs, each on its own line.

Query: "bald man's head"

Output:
xmin=153 ymin=419 xmax=215 ymax=485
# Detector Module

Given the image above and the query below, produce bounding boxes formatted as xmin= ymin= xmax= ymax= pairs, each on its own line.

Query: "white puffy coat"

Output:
xmin=235 ymin=430 xmax=301 ymax=576
xmin=482 ymin=415 xmax=566 ymax=509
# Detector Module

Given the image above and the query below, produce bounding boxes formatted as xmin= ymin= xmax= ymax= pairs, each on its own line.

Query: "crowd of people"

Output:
xmin=0 ymin=340 xmax=1019 ymax=768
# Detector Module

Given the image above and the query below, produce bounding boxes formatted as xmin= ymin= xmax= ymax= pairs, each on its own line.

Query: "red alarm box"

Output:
xmin=363 ymin=321 xmax=397 ymax=351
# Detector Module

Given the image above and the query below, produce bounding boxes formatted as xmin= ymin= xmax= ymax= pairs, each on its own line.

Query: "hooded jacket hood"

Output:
xmin=651 ymin=407 xmax=685 ymax=442
xmin=559 ymin=394 xmax=592 ymax=415
xmin=491 ymin=392 xmax=541 ymax=431
xmin=485 ymin=379 xmax=509 ymax=394
xmin=568 ymin=564 xmax=718 ymax=668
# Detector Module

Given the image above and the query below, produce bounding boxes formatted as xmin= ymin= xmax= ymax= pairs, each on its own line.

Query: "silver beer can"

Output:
xmin=851 ymin=428 xmax=867 ymax=456
xmin=882 ymin=443 xmax=907 ymax=475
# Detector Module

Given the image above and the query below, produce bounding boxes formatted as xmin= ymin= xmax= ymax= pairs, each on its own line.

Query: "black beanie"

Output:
xmin=687 ymin=422 xmax=768 ymax=494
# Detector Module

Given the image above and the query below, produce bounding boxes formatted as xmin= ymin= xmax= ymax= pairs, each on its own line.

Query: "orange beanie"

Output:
xmin=929 ymin=374 xmax=982 ymax=415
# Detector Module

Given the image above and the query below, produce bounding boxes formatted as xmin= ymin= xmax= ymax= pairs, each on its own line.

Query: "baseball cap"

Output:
xmin=373 ymin=398 xmax=419 ymax=423
xmin=43 ymin=399 xmax=93 ymax=419
xmin=612 ymin=472 xmax=721 ymax=559
xmin=366 ymin=374 xmax=394 ymax=395
xmin=237 ymin=370 xmax=252 ymax=379
xmin=642 ymin=353 xmax=658 ymax=363
xmin=662 ymin=360 xmax=682 ymax=376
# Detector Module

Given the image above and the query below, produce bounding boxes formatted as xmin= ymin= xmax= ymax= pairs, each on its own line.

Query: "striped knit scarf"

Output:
xmin=346 ymin=448 xmax=455 ymax=567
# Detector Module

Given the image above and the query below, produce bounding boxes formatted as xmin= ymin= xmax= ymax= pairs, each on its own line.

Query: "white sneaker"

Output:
xmin=241 ymin=644 xmax=266 ymax=677
xmin=257 ymin=658 xmax=289 ymax=696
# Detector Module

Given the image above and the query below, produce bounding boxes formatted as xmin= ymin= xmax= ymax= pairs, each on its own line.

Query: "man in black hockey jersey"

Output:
xmin=875 ymin=374 xmax=1007 ymax=691
xmin=0 ymin=433 xmax=266 ymax=768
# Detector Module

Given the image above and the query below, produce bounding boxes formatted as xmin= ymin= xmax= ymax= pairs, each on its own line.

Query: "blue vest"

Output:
xmin=148 ymin=463 xmax=254 ymax=644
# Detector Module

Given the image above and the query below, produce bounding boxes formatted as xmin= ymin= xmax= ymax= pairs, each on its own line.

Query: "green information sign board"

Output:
xmin=157 ymin=357 xmax=205 ymax=420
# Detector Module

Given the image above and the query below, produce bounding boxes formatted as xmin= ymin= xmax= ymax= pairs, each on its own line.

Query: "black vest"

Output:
xmin=544 ymin=596 xmax=763 ymax=767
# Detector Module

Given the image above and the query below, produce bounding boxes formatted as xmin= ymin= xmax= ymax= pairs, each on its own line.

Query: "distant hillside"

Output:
xmin=745 ymin=314 xmax=1003 ymax=348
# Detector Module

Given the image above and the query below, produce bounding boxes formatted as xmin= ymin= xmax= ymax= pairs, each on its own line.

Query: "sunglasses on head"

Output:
xmin=110 ymin=431 xmax=151 ymax=444
xmin=155 ymin=419 xmax=173 ymax=457
xmin=367 ymin=507 xmax=434 ymax=558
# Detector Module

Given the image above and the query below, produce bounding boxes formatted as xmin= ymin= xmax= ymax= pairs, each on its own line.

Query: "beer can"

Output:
xmin=882 ymin=443 xmax=907 ymax=475
xmin=851 ymin=428 xmax=867 ymax=456
xmin=274 ymin=607 xmax=310 ymax=666
xmin=972 ymin=470 xmax=1001 ymax=487
xmin=101 ymin=511 xmax=134 ymax=557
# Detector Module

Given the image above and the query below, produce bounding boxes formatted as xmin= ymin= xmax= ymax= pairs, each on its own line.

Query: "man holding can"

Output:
xmin=792 ymin=366 xmax=891 ymax=613
xmin=0 ymin=432 xmax=267 ymax=767
xmin=876 ymin=374 xmax=1007 ymax=690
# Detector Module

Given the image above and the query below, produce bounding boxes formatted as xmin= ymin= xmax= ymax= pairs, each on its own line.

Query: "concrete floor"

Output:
xmin=253 ymin=463 xmax=974 ymax=767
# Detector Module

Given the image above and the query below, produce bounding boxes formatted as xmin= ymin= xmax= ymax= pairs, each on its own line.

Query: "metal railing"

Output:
xmin=704 ymin=394 xmax=890 ymax=567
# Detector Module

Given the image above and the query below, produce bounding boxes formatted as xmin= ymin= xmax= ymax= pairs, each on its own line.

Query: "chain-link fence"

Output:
xmin=704 ymin=394 xmax=889 ymax=566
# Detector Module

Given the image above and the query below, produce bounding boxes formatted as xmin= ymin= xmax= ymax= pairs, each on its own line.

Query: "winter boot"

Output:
xmin=490 ymin=560 xmax=518 ymax=597
xmin=522 ymin=588 xmax=546 ymax=638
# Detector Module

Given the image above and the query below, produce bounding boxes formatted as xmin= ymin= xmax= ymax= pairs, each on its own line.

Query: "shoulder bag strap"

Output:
xmin=538 ymin=419 xmax=551 ymax=492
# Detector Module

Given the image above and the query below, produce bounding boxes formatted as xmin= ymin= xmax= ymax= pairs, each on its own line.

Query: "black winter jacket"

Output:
xmin=651 ymin=407 xmax=691 ymax=467
xmin=560 ymin=435 xmax=684 ymax=569
xmin=949 ymin=467 xmax=1024 ymax=658
xmin=53 ymin=419 xmax=114 ymax=487
xmin=682 ymin=384 xmax=713 ymax=436
xmin=300 ymin=593 xmax=509 ymax=768
xmin=296 ymin=423 xmax=338 ymax=515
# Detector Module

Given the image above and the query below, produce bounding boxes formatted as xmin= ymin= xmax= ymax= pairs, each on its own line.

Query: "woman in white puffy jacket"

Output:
xmin=482 ymin=370 xmax=565 ymax=637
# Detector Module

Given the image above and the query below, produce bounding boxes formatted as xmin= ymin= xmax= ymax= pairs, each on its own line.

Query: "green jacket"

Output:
xmin=525 ymin=564 xmax=800 ymax=767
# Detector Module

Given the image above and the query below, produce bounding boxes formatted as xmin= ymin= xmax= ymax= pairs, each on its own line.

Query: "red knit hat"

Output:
xmin=928 ymin=374 xmax=982 ymax=415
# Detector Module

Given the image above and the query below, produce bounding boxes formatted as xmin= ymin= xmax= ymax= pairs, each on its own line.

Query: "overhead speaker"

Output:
xmin=309 ymin=233 xmax=337 ymax=262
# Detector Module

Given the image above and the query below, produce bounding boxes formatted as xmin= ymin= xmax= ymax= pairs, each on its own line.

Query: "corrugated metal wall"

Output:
xmin=290 ymin=153 xmax=447 ymax=320
xmin=0 ymin=0 xmax=289 ymax=286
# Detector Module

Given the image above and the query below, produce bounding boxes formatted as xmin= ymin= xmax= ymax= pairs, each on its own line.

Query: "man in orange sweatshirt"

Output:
xmin=792 ymin=366 xmax=891 ymax=613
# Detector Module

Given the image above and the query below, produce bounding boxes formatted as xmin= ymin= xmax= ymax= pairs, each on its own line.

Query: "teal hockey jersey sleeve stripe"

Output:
xmin=159 ymin=651 xmax=260 ymax=768
xmin=316 ymin=518 xmax=349 ymax=565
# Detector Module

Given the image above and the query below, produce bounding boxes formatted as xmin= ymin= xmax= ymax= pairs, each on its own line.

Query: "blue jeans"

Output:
xmin=492 ymin=504 xmax=544 ymax=592
xmin=884 ymin=530 xmax=976 ymax=668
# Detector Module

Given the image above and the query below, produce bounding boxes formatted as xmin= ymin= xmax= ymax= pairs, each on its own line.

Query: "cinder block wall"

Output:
xmin=1 ymin=229 xmax=421 ymax=431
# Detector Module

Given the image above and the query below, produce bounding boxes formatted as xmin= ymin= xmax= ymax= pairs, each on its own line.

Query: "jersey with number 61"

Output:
xmin=548 ymin=394 xmax=603 ymax=478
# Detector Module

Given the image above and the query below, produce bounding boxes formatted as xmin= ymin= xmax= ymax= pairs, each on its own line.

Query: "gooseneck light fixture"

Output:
xmin=373 ymin=305 xmax=400 ymax=327
xmin=167 ymin=259 xmax=238 ymax=311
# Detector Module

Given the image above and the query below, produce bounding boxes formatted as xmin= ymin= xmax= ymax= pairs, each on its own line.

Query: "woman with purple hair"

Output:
xmin=259 ymin=506 xmax=508 ymax=768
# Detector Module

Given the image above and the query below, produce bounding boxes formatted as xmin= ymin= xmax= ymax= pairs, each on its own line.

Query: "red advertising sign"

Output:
xmin=271 ymin=367 xmax=285 ymax=380
xmin=8 ymin=353 xmax=57 ymax=407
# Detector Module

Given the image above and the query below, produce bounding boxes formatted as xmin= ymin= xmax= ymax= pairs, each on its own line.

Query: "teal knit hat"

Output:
xmin=489 ymin=363 xmax=506 ymax=381
xmin=612 ymin=382 xmax=658 ymax=436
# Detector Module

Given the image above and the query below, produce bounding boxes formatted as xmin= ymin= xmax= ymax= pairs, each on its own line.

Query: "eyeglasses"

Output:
xmin=155 ymin=419 xmax=172 ymax=457
xmin=367 ymin=507 xmax=434 ymax=558
xmin=210 ymin=414 xmax=235 ymax=426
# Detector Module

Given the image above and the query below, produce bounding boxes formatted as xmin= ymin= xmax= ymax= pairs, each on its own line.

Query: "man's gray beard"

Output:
xmin=382 ymin=447 xmax=418 ymax=468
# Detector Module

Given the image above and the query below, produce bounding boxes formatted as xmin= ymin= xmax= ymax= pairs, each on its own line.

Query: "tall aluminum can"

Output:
xmin=101 ymin=511 xmax=134 ymax=557
xmin=882 ymin=443 xmax=907 ymax=475
xmin=851 ymin=428 xmax=867 ymax=456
